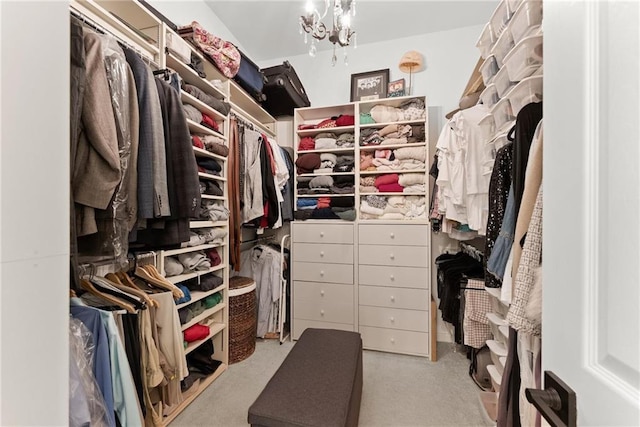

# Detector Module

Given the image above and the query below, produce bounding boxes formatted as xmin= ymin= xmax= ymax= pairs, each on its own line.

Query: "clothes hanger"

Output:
xmin=80 ymin=278 xmax=136 ymax=314
xmin=141 ymin=265 xmax=185 ymax=299
xmin=134 ymin=266 xmax=184 ymax=299
xmin=106 ymin=272 xmax=158 ymax=308
xmin=91 ymin=276 xmax=146 ymax=310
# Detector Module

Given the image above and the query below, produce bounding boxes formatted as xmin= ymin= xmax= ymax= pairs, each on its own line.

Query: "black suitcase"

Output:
xmin=262 ymin=61 xmax=310 ymax=117
xmin=234 ymin=50 xmax=267 ymax=103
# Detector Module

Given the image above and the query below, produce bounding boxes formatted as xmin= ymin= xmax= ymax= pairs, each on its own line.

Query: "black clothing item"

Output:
xmin=510 ymin=102 xmax=542 ymax=218
xmin=186 ymin=339 xmax=221 ymax=375
xmin=255 ymin=135 xmax=280 ymax=228
xmin=122 ymin=313 xmax=146 ymax=418
xmin=310 ymin=208 xmax=340 ymax=219
xmin=484 ymin=143 xmax=513 ymax=288
xmin=280 ymin=148 xmax=295 ymax=222
xmin=497 ymin=328 xmax=521 ymax=427
xmin=329 ymin=196 xmax=355 ymax=208
xmin=197 ymin=158 xmax=222 ymax=173
xmin=435 ymin=252 xmax=483 ymax=343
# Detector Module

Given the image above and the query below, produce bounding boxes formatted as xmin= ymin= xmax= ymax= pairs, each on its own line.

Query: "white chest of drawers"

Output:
xmin=358 ymin=223 xmax=432 ymax=358
xmin=291 ymin=222 xmax=356 ymax=339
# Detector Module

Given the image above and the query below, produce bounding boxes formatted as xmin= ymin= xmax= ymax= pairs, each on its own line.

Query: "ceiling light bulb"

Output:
xmin=305 ymin=0 xmax=314 ymax=14
xmin=342 ymin=14 xmax=351 ymax=27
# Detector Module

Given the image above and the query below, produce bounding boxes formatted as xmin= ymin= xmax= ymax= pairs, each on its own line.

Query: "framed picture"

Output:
xmin=350 ymin=69 xmax=390 ymax=102
xmin=388 ymin=78 xmax=406 ymax=98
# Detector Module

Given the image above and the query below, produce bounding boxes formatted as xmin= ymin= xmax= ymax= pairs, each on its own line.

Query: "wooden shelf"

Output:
xmin=297 ymin=193 xmax=355 ymax=198
xmin=187 ymin=119 xmax=227 ymax=140
xmin=176 ymin=284 xmax=226 ymax=309
xmin=298 ymin=171 xmax=355 ymax=177
xmin=296 ymin=125 xmax=355 ymax=136
xmin=198 ymin=172 xmax=226 ymax=182
xmin=165 ymin=52 xmax=227 ymax=100
xmin=359 ymin=169 xmax=427 ymax=175
xmin=181 ymin=90 xmax=227 ymax=122
xmin=201 ymin=194 xmax=225 ymax=201
xmin=360 ymin=192 xmax=427 ymax=196
xmin=184 ymin=322 xmax=226 ymax=354
xmin=181 ymin=303 xmax=226 ymax=331
xmin=161 ymin=363 xmax=228 ymax=426
xmin=71 ymin=0 xmax=160 ymax=60
xmin=359 ymin=119 xmax=426 ymax=129
xmin=168 ymin=265 xmax=225 ymax=287
xmin=229 ymin=82 xmax=276 ymax=129
xmin=297 ymin=147 xmax=355 ymax=154
xmin=162 ymin=243 xmax=223 ymax=257
xmin=189 ymin=220 xmax=227 ymax=229
xmin=193 ymin=147 xmax=227 ymax=162
xmin=359 ymin=142 xmax=427 ymax=151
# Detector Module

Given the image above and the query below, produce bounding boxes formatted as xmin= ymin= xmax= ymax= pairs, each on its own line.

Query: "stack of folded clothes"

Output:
xmin=314 ymin=132 xmax=338 ymax=149
xmin=298 ymin=136 xmax=315 ymax=151
xmin=331 ymin=175 xmax=355 ymax=194
xmin=333 ymin=155 xmax=354 ymax=172
xmin=359 ymin=195 xmax=427 ymax=220
xmin=198 ymin=200 xmax=230 ymax=221
xmin=308 ymin=175 xmax=334 ymax=193
xmin=199 ymin=180 xmax=223 ymax=196
xmin=183 ymin=83 xmax=230 ymax=116
xmin=295 ymin=153 xmax=321 ymax=174
xmin=374 ymin=173 xmax=403 ymax=193
xmin=336 ymin=133 xmax=355 ymax=148
xmin=314 ymin=153 xmax=337 ymax=173
xmin=197 ymin=158 xmax=222 ymax=176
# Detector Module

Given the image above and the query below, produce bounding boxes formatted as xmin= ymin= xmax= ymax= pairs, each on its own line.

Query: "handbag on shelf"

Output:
xmin=178 ymin=21 xmax=241 ymax=78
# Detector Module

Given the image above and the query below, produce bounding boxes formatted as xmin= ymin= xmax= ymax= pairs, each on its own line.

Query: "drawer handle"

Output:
xmin=320 ymin=251 xmax=324 ymax=257
xmin=390 ymin=295 xmax=395 ymax=302
xmin=390 ymin=275 xmax=395 ymax=281
xmin=320 ymin=231 xmax=325 ymax=238
xmin=320 ymin=270 xmax=325 ymax=277
xmin=390 ymin=338 xmax=395 ymax=344
xmin=320 ymin=310 xmax=325 ymax=316
xmin=320 ymin=290 xmax=325 ymax=296
xmin=390 ymin=317 xmax=395 ymax=323
xmin=390 ymin=232 xmax=395 ymax=239
xmin=390 ymin=253 xmax=395 ymax=260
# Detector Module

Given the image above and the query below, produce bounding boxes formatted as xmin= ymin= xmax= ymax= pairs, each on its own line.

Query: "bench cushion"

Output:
xmin=248 ymin=328 xmax=363 ymax=427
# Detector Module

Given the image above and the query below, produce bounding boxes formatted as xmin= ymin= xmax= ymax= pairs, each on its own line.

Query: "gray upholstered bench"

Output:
xmin=248 ymin=328 xmax=363 ymax=427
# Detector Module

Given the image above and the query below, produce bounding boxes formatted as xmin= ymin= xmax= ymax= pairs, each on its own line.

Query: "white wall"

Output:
xmin=257 ymin=25 xmax=483 ymax=115
xmin=0 ymin=2 xmax=69 ymax=425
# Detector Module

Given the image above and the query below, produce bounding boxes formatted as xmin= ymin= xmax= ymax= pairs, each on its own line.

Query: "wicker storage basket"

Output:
xmin=228 ymin=276 xmax=257 ymax=364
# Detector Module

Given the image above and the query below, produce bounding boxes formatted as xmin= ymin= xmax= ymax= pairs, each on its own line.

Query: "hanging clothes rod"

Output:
xmin=70 ymin=8 xmax=160 ymax=69
xmin=230 ymin=108 xmax=276 ymax=138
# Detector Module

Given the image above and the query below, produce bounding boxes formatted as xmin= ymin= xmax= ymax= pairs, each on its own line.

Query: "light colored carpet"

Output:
xmin=170 ymin=339 xmax=493 ymax=427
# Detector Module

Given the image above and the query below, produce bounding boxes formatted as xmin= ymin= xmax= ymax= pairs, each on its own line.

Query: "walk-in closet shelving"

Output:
xmin=291 ymin=96 xmax=434 ymax=358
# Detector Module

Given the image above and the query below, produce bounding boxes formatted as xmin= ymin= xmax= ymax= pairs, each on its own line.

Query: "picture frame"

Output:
xmin=350 ymin=69 xmax=390 ymax=102
xmin=388 ymin=78 xmax=406 ymax=98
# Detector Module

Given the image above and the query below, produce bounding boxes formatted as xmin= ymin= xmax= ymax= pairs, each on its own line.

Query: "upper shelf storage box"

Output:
xmin=476 ymin=22 xmax=497 ymax=60
xmin=489 ymin=0 xmax=514 ymax=39
xmin=510 ymin=0 xmax=543 ymax=45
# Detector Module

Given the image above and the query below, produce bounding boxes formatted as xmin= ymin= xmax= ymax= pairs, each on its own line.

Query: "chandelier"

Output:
xmin=299 ymin=0 xmax=357 ymax=66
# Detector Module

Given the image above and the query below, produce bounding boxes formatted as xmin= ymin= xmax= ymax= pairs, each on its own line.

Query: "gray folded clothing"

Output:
xmin=335 ymin=155 xmax=355 ymax=167
xmin=183 ymin=104 xmax=202 ymax=123
xmin=309 ymin=175 xmax=334 ymax=188
xmin=315 ymin=132 xmax=337 ymax=139
xmin=336 ymin=133 xmax=355 ymax=145
xmin=320 ymin=153 xmax=338 ymax=164
xmin=183 ymin=83 xmax=231 ymax=116
xmin=178 ymin=251 xmax=211 ymax=271
xmin=164 ymin=256 xmax=185 ymax=277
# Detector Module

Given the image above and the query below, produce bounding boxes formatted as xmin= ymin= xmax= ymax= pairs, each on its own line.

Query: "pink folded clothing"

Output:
xmin=374 ymin=149 xmax=392 ymax=159
xmin=298 ymin=137 xmax=315 ymax=151
xmin=192 ymin=135 xmax=205 ymax=149
xmin=360 ymin=153 xmax=375 ymax=170
xmin=377 ymin=183 xmax=404 ymax=192
xmin=374 ymin=174 xmax=399 ymax=187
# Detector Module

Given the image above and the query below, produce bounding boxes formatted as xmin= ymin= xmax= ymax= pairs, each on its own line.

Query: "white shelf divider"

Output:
xmin=181 ymin=303 xmax=226 ymax=331
xmin=168 ymin=265 xmax=225 ymax=286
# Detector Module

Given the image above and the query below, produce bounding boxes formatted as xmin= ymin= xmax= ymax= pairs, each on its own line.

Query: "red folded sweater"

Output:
xmin=183 ymin=324 xmax=210 ymax=342
xmin=377 ymin=182 xmax=404 ymax=193
xmin=374 ymin=173 xmax=399 ymax=187
xmin=298 ymin=137 xmax=315 ymax=151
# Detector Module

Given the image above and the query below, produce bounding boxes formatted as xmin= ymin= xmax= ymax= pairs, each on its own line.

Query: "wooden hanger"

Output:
xmin=134 ymin=266 xmax=184 ymax=299
xmin=106 ymin=272 xmax=158 ymax=308
xmin=79 ymin=278 xmax=136 ymax=314
xmin=143 ymin=265 xmax=185 ymax=300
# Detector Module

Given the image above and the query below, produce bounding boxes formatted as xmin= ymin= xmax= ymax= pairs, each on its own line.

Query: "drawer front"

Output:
xmin=358 ymin=224 xmax=428 ymax=246
xmin=293 ymin=288 xmax=355 ymax=324
xmin=359 ymin=306 xmax=429 ymax=332
xmin=293 ymin=262 xmax=353 ymax=284
xmin=292 ymin=319 xmax=353 ymax=341
xmin=359 ymin=286 xmax=430 ymax=311
xmin=293 ymin=223 xmax=354 ymax=244
xmin=358 ymin=245 xmax=427 ymax=268
xmin=294 ymin=281 xmax=354 ymax=306
xmin=359 ymin=326 xmax=429 ymax=356
xmin=294 ymin=243 xmax=354 ymax=264
xmin=358 ymin=265 xmax=428 ymax=289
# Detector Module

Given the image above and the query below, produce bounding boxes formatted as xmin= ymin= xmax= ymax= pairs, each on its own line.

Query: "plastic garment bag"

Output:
xmin=69 ymin=317 xmax=110 ymax=427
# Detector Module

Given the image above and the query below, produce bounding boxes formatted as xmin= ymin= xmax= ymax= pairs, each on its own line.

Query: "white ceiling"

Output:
xmin=204 ymin=1 xmax=497 ymax=61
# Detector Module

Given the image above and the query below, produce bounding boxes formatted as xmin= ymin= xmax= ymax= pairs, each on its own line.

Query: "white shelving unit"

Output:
xmin=291 ymin=97 xmax=434 ymax=359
